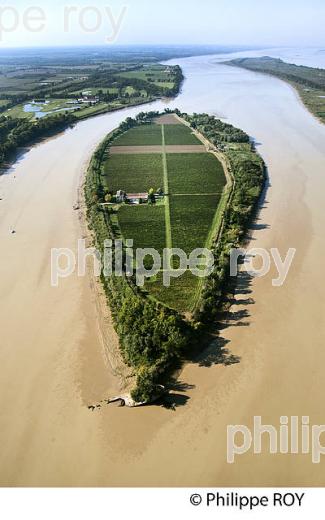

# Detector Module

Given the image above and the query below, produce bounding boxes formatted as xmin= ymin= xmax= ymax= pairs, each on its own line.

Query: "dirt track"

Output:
xmin=109 ymin=144 xmax=206 ymax=154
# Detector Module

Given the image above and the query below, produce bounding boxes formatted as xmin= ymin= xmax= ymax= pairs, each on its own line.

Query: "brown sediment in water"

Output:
xmin=1 ymin=54 xmax=325 ymax=486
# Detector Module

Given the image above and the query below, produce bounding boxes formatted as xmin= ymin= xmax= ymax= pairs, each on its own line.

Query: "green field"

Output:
xmin=118 ymin=205 xmax=166 ymax=269
xmin=39 ymin=99 xmax=76 ymax=111
xmin=164 ymin=124 xmax=200 ymax=145
xmin=112 ymin=122 xmax=200 ymax=147
xmin=105 ymin=117 xmax=226 ymax=312
xmin=4 ymin=104 xmax=34 ymax=119
xmin=112 ymin=124 xmax=163 ymax=146
xmin=144 ymin=270 xmax=200 ymax=312
xmin=70 ymin=87 xmax=119 ymax=95
xmin=117 ymin=64 xmax=176 ymax=91
xmin=169 ymin=194 xmax=222 ymax=253
xmin=104 ymin=153 xmax=163 ymax=192
xmin=167 ymin=153 xmax=226 ymax=194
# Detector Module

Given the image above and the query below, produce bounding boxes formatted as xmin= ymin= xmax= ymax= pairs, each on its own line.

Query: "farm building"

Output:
xmin=77 ymin=95 xmax=99 ymax=104
xmin=126 ymin=193 xmax=148 ymax=204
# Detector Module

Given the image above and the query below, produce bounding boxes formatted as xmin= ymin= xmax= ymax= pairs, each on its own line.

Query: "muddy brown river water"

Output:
xmin=1 ymin=50 xmax=325 ymax=486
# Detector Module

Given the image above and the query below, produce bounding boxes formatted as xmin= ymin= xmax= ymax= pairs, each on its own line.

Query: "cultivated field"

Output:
xmin=105 ymin=114 xmax=226 ymax=312
xmin=104 ymin=153 xmax=163 ymax=193
xmin=118 ymin=205 xmax=166 ymax=265
xmin=167 ymin=153 xmax=225 ymax=194
xmin=110 ymin=145 xmax=206 ymax=154
xmin=112 ymin=124 xmax=163 ymax=146
xmin=164 ymin=124 xmax=201 ymax=145
xmin=117 ymin=64 xmax=177 ymax=90
xmin=169 ymin=194 xmax=222 ymax=253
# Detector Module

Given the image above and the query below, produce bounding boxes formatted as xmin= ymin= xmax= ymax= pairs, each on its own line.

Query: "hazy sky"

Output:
xmin=1 ymin=0 xmax=324 ymax=48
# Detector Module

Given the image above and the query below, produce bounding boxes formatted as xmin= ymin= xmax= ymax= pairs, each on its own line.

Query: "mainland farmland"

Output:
xmin=104 ymin=114 xmax=227 ymax=312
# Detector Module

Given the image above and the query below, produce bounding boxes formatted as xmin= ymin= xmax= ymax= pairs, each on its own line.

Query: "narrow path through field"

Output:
xmin=161 ymin=124 xmax=172 ymax=250
xmin=172 ymin=192 xmax=222 ymax=196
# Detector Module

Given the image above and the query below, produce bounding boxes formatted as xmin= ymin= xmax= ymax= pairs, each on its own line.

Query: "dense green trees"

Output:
xmin=111 ymin=279 xmax=187 ymax=401
xmin=0 ymin=113 xmax=76 ymax=166
xmin=184 ymin=112 xmax=249 ymax=144
xmin=183 ymin=113 xmax=265 ymax=323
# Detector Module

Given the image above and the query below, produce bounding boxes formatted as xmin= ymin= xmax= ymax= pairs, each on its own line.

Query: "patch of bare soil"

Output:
xmin=110 ymin=145 xmax=206 ymax=154
xmin=154 ymin=114 xmax=180 ymax=125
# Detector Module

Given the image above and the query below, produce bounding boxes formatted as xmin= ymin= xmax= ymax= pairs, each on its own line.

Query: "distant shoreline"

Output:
xmin=224 ymin=56 xmax=325 ymax=125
